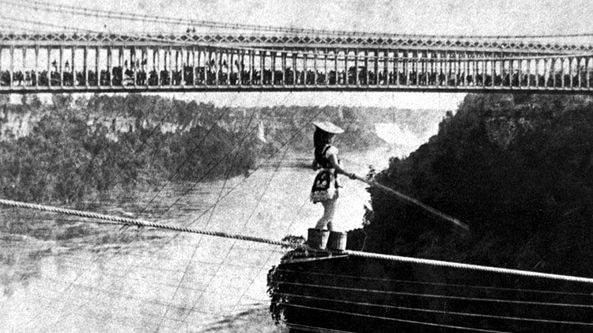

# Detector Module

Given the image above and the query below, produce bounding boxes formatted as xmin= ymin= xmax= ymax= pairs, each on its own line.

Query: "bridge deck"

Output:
xmin=0 ymin=34 xmax=592 ymax=93
xmin=3 ymin=85 xmax=592 ymax=94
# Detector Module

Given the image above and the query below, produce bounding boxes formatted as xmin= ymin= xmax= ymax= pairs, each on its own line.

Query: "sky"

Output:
xmin=13 ymin=0 xmax=590 ymax=36
xmin=3 ymin=0 xmax=592 ymax=109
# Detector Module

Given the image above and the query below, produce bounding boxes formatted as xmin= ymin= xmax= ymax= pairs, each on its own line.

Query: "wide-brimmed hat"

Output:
xmin=312 ymin=121 xmax=344 ymax=134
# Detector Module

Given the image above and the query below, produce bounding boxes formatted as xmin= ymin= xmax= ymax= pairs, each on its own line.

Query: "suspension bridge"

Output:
xmin=1 ymin=32 xmax=593 ymax=94
xmin=2 ymin=1 xmax=593 ymax=332
xmin=0 ymin=1 xmax=592 ymax=93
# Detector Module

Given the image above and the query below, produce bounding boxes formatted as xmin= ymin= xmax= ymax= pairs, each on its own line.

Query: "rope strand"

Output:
xmin=4 ymin=197 xmax=593 ymax=284
xmin=0 ymin=198 xmax=294 ymax=247
xmin=344 ymin=250 xmax=593 ymax=284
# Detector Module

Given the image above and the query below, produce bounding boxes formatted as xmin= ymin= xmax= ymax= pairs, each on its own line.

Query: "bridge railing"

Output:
xmin=0 ymin=44 xmax=592 ymax=92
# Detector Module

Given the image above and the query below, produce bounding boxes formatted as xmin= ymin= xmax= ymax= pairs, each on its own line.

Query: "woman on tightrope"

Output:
xmin=310 ymin=121 xmax=356 ymax=238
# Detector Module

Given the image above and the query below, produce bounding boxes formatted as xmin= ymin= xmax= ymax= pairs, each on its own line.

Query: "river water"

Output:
xmin=0 ymin=147 xmax=400 ymax=332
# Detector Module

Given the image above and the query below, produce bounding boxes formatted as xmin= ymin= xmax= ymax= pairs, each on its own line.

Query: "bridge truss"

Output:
xmin=0 ymin=32 xmax=592 ymax=94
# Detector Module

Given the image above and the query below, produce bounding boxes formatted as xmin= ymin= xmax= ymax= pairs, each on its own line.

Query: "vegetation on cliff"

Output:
xmin=0 ymin=94 xmax=441 ymax=205
xmin=0 ymin=94 xmax=259 ymax=204
xmin=364 ymin=94 xmax=593 ymax=276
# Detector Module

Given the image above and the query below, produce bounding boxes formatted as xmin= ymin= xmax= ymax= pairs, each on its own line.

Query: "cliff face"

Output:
xmin=267 ymin=93 xmax=593 ymax=332
xmin=269 ymin=253 xmax=593 ymax=333
xmin=0 ymin=97 xmax=446 ymax=154
xmin=364 ymin=94 xmax=593 ymax=277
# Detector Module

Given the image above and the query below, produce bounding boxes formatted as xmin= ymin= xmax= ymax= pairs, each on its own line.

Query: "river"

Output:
xmin=0 ymin=147 xmax=402 ymax=332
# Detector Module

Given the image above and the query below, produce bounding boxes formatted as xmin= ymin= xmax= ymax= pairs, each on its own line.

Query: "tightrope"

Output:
xmin=0 ymin=198 xmax=294 ymax=248
xmin=343 ymin=250 xmax=593 ymax=284
xmin=3 ymin=198 xmax=593 ymax=284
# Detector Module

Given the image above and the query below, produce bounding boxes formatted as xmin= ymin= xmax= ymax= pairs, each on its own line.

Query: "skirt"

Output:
xmin=310 ymin=169 xmax=339 ymax=203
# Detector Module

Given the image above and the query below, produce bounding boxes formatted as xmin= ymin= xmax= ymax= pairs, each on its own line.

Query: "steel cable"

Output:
xmin=3 ymin=15 xmax=593 ymax=61
xmin=154 ymin=106 xmax=261 ymax=330
xmin=5 ymin=0 xmax=593 ymax=41
xmin=166 ymin=142 xmax=293 ymax=331
xmin=279 ymin=302 xmax=512 ymax=333
xmin=275 ymin=268 xmax=593 ymax=297
xmin=277 ymin=281 xmax=593 ymax=308
xmin=275 ymin=292 xmax=593 ymax=327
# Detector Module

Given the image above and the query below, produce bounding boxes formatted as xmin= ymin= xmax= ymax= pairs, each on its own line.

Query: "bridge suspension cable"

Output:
xmin=3 ymin=14 xmax=593 ymax=62
xmin=0 ymin=0 xmax=366 ymax=36
xmin=4 ymin=0 xmax=593 ymax=41
xmin=0 ymin=14 xmax=185 ymax=45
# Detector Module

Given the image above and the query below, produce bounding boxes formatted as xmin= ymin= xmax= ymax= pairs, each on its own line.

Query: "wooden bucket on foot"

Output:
xmin=307 ymin=228 xmax=330 ymax=250
xmin=327 ymin=231 xmax=347 ymax=251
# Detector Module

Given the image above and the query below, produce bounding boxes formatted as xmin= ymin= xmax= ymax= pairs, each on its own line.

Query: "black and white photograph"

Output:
xmin=1 ymin=0 xmax=593 ymax=332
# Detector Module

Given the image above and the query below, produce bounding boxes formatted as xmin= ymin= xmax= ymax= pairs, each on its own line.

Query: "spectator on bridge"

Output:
xmin=310 ymin=121 xmax=356 ymax=234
